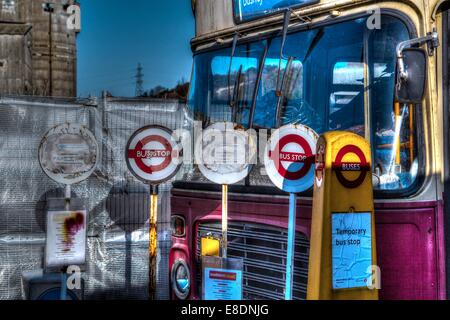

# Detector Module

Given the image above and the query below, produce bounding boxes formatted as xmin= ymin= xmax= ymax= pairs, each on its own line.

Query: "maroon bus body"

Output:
xmin=170 ymin=189 xmax=447 ymax=300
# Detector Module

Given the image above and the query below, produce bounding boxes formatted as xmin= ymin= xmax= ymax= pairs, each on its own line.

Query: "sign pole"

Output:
xmin=149 ymin=185 xmax=159 ymax=300
xmin=60 ymin=184 xmax=71 ymax=301
xmin=39 ymin=123 xmax=98 ymax=301
xmin=264 ymin=124 xmax=319 ymax=301
xmin=222 ymin=184 xmax=228 ymax=259
xmin=285 ymin=192 xmax=297 ymax=300
xmin=196 ymin=122 xmax=255 ymax=301
xmin=125 ymin=125 xmax=183 ymax=300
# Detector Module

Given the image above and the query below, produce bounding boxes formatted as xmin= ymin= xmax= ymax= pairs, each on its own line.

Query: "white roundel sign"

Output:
xmin=195 ymin=122 xmax=256 ymax=185
xmin=264 ymin=124 xmax=319 ymax=193
xmin=39 ymin=123 xmax=99 ymax=185
xmin=126 ymin=125 xmax=182 ymax=185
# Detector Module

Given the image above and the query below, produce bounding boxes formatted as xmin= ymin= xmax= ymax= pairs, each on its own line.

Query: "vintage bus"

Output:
xmin=169 ymin=0 xmax=450 ymax=300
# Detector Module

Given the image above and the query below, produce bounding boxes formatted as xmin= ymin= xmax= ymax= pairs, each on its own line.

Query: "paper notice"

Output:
xmin=45 ymin=210 xmax=87 ymax=268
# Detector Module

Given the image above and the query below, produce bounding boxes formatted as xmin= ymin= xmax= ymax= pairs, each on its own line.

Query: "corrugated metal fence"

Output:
xmin=0 ymin=95 xmax=188 ymax=300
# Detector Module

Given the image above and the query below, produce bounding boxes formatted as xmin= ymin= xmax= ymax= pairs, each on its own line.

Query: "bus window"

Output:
xmin=329 ymin=62 xmax=365 ymax=136
xmin=368 ymin=17 xmax=417 ymax=191
xmin=188 ymin=41 xmax=266 ymax=127
xmin=211 ymin=56 xmax=258 ymax=102
xmin=253 ymin=58 xmax=304 ymax=128
xmin=210 ymin=55 xmax=258 ymax=124
xmin=187 ymin=15 xmax=419 ymax=193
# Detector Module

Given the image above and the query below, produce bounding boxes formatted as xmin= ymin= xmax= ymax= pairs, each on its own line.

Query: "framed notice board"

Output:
xmin=331 ymin=212 xmax=373 ymax=290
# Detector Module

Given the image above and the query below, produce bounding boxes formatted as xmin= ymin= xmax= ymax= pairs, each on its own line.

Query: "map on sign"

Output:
xmin=195 ymin=122 xmax=256 ymax=185
xmin=39 ymin=123 xmax=99 ymax=185
xmin=126 ymin=125 xmax=182 ymax=185
xmin=264 ymin=124 xmax=318 ymax=193
xmin=332 ymin=212 xmax=373 ymax=289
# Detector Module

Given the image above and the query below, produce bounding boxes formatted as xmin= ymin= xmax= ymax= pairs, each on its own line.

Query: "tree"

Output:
xmin=146 ymin=80 xmax=190 ymax=102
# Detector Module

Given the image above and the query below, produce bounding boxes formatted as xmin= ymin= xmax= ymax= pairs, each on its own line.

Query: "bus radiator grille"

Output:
xmin=196 ymin=222 xmax=310 ymax=300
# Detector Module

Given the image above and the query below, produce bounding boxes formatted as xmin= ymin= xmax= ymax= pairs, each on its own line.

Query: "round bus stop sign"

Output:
xmin=264 ymin=124 xmax=319 ymax=193
xmin=39 ymin=123 xmax=99 ymax=185
xmin=195 ymin=122 xmax=256 ymax=185
xmin=126 ymin=125 xmax=182 ymax=185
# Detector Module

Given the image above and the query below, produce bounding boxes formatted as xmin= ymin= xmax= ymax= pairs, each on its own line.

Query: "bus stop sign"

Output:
xmin=38 ymin=123 xmax=99 ymax=185
xmin=332 ymin=145 xmax=370 ymax=189
xmin=195 ymin=122 xmax=256 ymax=185
xmin=126 ymin=125 xmax=182 ymax=185
xmin=264 ymin=124 xmax=318 ymax=193
xmin=307 ymin=131 xmax=379 ymax=300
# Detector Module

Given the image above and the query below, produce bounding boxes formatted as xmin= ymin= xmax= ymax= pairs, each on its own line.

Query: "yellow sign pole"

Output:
xmin=307 ymin=131 xmax=379 ymax=300
xmin=149 ymin=185 xmax=158 ymax=300
xmin=222 ymin=184 xmax=228 ymax=258
xmin=394 ymin=101 xmax=402 ymax=165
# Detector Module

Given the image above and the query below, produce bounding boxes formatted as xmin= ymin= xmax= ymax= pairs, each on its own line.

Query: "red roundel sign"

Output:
xmin=264 ymin=124 xmax=318 ymax=193
xmin=332 ymin=145 xmax=370 ymax=189
xmin=126 ymin=125 xmax=182 ymax=184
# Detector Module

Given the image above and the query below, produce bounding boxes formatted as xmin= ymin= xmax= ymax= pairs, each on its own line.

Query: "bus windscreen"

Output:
xmin=234 ymin=0 xmax=319 ymax=23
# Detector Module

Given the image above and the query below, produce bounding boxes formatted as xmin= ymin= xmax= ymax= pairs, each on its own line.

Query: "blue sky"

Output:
xmin=77 ymin=0 xmax=195 ymax=97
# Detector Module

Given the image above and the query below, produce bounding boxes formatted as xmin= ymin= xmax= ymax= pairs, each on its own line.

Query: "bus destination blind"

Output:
xmin=234 ymin=0 xmax=319 ymax=22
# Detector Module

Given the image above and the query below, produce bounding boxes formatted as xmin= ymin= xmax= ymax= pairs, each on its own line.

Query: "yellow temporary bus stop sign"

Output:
xmin=307 ymin=131 xmax=379 ymax=300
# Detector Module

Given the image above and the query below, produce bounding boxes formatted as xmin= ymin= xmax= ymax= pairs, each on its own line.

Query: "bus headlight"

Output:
xmin=171 ymin=259 xmax=190 ymax=300
xmin=171 ymin=215 xmax=186 ymax=237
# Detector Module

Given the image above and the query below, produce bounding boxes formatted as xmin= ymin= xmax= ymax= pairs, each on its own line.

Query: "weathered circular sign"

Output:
xmin=332 ymin=145 xmax=370 ymax=189
xmin=39 ymin=123 xmax=99 ymax=185
xmin=264 ymin=124 xmax=318 ymax=193
xmin=195 ymin=122 xmax=256 ymax=185
xmin=126 ymin=125 xmax=182 ymax=185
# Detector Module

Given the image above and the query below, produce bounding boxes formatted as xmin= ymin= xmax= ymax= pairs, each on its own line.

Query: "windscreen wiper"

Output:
xmin=248 ymin=41 xmax=270 ymax=129
xmin=303 ymin=28 xmax=324 ymax=62
xmin=228 ymin=33 xmax=240 ymax=110
xmin=275 ymin=56 xmax=294 ymax=128
xmin=231 ymin=65 xmax=243 ymax=123
xmin=274 ymin=26 xmax=324 ymax=127
xmin=275 ymin=9 xmax=292 ymax=97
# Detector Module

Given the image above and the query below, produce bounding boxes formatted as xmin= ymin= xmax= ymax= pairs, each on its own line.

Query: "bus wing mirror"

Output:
xmin=395 ymin=48 xmax=427 ymax=104
xmin=394 ymin=31 xmax=439 ymax=104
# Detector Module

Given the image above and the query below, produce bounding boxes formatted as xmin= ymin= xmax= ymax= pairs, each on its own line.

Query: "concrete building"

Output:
xmin=0 ymin=0 xmax=79 ymax=97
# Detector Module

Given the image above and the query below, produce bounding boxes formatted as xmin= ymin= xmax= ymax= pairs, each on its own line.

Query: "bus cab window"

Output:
xmin=187 ymin=14 xmax=419 ymax=193
xmin=329 ymin=62 xmax=365 ymax=136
